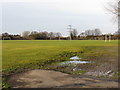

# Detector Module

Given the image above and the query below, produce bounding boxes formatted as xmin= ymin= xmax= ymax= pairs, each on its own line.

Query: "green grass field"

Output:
xmin=2 ymin=40 xmax=118 ymax=74
xmin=1 ymin=40 xmax=119 ymax=88
xmin=0 ymin=40 xmax=118 ymax=88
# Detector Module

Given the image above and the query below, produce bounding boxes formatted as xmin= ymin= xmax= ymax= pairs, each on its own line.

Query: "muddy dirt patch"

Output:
xmin=8 ymin=69 xmax=118 ymax=88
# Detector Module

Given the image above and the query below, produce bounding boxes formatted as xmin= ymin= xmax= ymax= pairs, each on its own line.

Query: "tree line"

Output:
xmin=0 ymin=29 xmax=80 ymax=40
xmin=1 ymin=31 xmax=64 ymax=40
xmin=1 ymin=28 xmax=119 ymax=40
xmin=22 ymin=31 xmax=62 ymax=40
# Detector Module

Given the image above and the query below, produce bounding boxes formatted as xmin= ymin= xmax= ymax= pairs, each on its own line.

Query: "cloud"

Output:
xmin=1 ymin=0 xmax=108 ymax=14
xmin=1 ymin=0 xmax=117 ymax=35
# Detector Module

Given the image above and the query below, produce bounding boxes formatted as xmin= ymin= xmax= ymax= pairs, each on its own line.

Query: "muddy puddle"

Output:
xmin=70 ymin=56 xmax=81 ymax=60
xmin=8 ymin=55 xmax=119 ymax=88
xmin=60 ymin=61 xmax=91 ymax=65
xmin=59 ymin=56 xmax=92 ymax=65
xmin=47 ymin=56 xmax=118 ymax=79
xmin=47 ymin=56 xmax=93 ymax=75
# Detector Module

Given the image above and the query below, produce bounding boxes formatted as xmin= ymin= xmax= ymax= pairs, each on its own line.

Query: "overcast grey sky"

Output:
xmin=1 ymin=0 xmax=117 ymax=36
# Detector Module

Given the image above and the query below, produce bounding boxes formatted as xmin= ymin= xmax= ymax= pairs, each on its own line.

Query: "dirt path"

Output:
xmin=8 ymin=69 xmax=118 ymax=88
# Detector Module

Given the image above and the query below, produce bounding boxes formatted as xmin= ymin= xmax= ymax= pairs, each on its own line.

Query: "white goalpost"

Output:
xmin=105 ymin=34 xmax=111 ymax=42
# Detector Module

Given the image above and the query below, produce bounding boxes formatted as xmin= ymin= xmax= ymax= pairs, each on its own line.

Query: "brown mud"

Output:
xmin=8 ymin=69 xmax=118 ymax=88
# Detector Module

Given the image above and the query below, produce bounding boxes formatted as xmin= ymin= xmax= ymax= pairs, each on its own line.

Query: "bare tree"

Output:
xmin=22 ymin=31 xmax=30 ymax=37
xmin=72 ymin=29 xmax=78 ymax=39
xmin=30 ymin=31 xmax=38 ymax=35
xmin=48 ymin=32 xmax=55 ymax=40
xmin=40 ymin=31 xmax=49 ymax=40
xmin=56 ymin=32 xmax=62 ymax=40
xmin=84 ymin=29 xmax=102 ymax=36
xmin=85 ymin=30 xmax=91 ymax=36
xmin=94 ymin=28 xmax=102 ymax=36
xmin=106 ymin=0 xmax=120 ymax=36
xmin=72 ymin=29 xmax=78 ymax=37
xmin=106 ymin=0 xmax=119 ymax=16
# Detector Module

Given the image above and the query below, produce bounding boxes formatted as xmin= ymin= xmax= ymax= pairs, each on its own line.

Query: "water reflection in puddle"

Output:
xmin=70 ymin=56 xmax=81 ymax=60
xmin=59 ymin=56 xmax=91 ymax=65
xmin=60 ymin=61 xmax=90 ymax=65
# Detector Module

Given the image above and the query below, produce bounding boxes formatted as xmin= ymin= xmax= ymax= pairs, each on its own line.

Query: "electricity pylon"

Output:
xmin=67 ymin=25 xmax=73 ymax=40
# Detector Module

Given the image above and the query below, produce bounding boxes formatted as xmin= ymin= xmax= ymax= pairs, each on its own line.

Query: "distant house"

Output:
xmin=79 ymin=36 xmax=86 ymax=40
xmin=80 ymin=32 xmax=86 ymax=37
